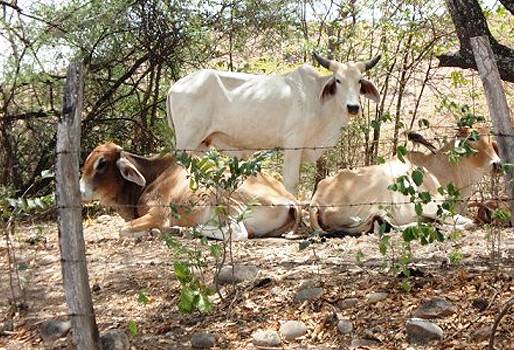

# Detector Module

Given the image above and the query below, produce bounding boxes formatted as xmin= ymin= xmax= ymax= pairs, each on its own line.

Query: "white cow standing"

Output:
xmin=167 ymin=53 xmax=381 ymax=194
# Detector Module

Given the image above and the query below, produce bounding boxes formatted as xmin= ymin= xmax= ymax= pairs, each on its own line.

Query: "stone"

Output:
xmin=40 ymin=319 xmax=71 ymax=342
xmin=100 ymin=329 xmax=130 ymax=350
xmin=298 ymin=279 xmax=321 ymax=290
xmin=338 ymin=298 xmax=359 ymax=310
xmin=350 ymin=338 xmax=381 ymax=348
xmin=365 ymin=292 xmax=388 ymax=304
xmin=217 ymin=264 xmax=259 ymax=285
xmin=0 ymin=319 xmax=14 ymax=335
xmin=252 ymin=329 xmax=281 ymax=347
xmin=472 ymin=297 xmax=489 ymax=312
xmin=471 ymin=325 xmax=492 ymax=341
xmin=337 ymin=319 xmax=353 ymax=335
xmin=413 ymin=297 xmax=456 ymax=318
xmin=406 ymin=318 xmax=444 ymax=344
xmin=38 ymin=256 xmax=57 ymax=266
xmin=96 ymin=214 xmax=112 ymax=224
xmin=191 ymin=332 xmax=215 ymax=348
xmin=294 ymin=287 xmax=324 ymax=302
xmin=279 ymin=320 xmax=308 ymax=340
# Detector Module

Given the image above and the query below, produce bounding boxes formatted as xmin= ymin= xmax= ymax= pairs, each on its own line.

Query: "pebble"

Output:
xmin=294 ymin=287 xmax=324 ymax=302
xmin=96 ymin=214 xmax=112 ymax=224
xmin=406 ymin=318 xmax=444 ymax=344
xmin=337 ymin=319 xmax=353 ymax=334
xmin=217 ymin=263 xmax=259 ymax=285
xmin=191 ymin=331 xmax=215 ymax=348
xmin=100 ymin=329 xmax=130 ymax=350
xmin=350 ymin=337 xmax=381 ymax=348
xmin=251 ymin=329 xmax=282 ymax=347
xmin=472 ymin=297 xmax=489 ymax=312
xmin=365 ymin=292 xmax=388 ymax=304
xmin=338 ymin=297 xmax=359 ymax=310
xmin=413 ymin=297 xmax=456 ymax=318
xmin=40 ymin=319 xmax=71 ymax=342
xmin=472 ymin=325 xmax=492 ymax=340
xmin=279 ymin=320 xmax=307 ymax=340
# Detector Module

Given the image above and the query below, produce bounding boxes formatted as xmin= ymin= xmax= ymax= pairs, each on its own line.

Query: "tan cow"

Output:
xmin=310 ymin=127 xmax=501 ymax=234
xmin=80 ymin=143 xmax=300 ymax=240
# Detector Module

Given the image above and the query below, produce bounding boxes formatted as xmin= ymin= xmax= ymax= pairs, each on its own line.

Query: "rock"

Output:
xmin=365 ymin=292 xmax=388 ymax=304
xmin=338 ymin=297 xmax=359 ymax=310
xmin=472 ymin=325 xmax=492 ymax=340
xmin=96 ymin=214 xmax=112 ymax=224
xmin=350 ymin=337 xmax=381 ymax=348
xmin=191 ymin=331 xmax=215 ymax=348
xmin=406 ymin=318 xmax=444 ymax=344
xmin=0 ymin=319 xmax=14 ymax=335
xmin=413 ymin=297 xmax=456 ymax=319
xmin=298 ymin=279 xmax=321 ymax=290
xmin=294 ymin=287 xmax=324 ymax=302
xmin=217 ymin=264 xmax=259 ymax=285
xmin=40 ymin=319 xmax=71 ymax=342
xmin=472 ymin=297 xmax=489 ymax=312
xmin=38 ymin=256 xmax=57 ymax=266
xmin=337 ymin=319 xmax=353 ymax=335
xmin=100 ymin=329 xmax=130 ymax=350
xmin=279 ymin=320 xmax=307 ymax=340
xmin=252 ymin=329 xmax=281 ymax=347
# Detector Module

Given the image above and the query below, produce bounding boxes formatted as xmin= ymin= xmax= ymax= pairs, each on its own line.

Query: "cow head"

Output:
xmin=313 ymin=52 xmax=381 ymax=116
xmin=80 ymin=143 xmax=146 ymax=205
xmin=456 ymin=127 xmax=502 ymax=173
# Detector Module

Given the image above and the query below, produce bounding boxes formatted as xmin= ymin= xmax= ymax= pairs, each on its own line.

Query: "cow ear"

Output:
xmin=116 ymin=157 xmax=146 ymax=187
xmin=360 ymin=78 xmax=380 ymax=103
xmin=320 ymin=77 xmax=337 ymax=102
xmin=492 ymin=141 xmax=500 ymax=156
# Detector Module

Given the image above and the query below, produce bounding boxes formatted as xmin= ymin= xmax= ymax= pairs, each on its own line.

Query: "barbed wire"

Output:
xmin=54 ymin=130 xmax=514 ymax=155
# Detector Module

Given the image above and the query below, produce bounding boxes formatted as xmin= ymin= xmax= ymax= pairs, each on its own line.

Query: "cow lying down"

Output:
xmin=310 ymin=127 xmax=501 ymax=234
xmin=80 ymin=143 xmax=300 ymax=240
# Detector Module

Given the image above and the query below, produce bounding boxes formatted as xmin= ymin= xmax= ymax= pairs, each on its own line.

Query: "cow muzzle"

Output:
xmin=492 ymin=161 xmax=503 ymax=173
xmin=79 ymin=178 xmax=95 ymax=202
xmin=347 ymin=104 xmax=360 ymax=115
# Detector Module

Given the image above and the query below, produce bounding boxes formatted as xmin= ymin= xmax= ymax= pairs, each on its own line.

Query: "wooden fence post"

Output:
xmin=470 ymin=35 xmax=514 ymax=227
xmin=56 ymin=62 xmax=101 ymax=349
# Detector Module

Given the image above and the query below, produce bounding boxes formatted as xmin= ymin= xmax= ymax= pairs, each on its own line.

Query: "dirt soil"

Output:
xmin=1 ymin=214 xmax=513 ymax=350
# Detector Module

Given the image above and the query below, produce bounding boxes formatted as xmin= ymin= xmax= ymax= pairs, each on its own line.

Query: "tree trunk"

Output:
xmin=438 ymin=0 xmax=514 ymax=83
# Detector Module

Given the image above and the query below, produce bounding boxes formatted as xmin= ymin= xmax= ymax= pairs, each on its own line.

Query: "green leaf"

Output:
xmin=209 ymin=244 xmax=221 ymax=259
xmin=414 ymin=203 xmax=423 ymax=216
xmin=174 ymin=261 xmax=191 ymax=284
xmin=396 ymin=145 xmax=407 ymax=163
xmin=195 ymin=293 xmax=213 ymax=313
xmin=299 ymin=240 xmax=311 ymax=250
xmin=411 ymin=168 xmax=424 ymax=186
xmin=179 ymin=286 xmax=194 ymax=313
xmin=137 ymin=291 xmax=149 ymax=305
xmin=418 ymin=192 xmax=432 ymax=203
xmin=379 ymin=234 xmax=390 ymax=255
xmin=402 ymin=227 xmax=417 ymax=242
xmin=127 ymin=320 xmax=138 ymax=337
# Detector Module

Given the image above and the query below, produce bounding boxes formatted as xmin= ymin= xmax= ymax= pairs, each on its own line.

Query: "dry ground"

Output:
xmin=1 ymin=214 xmax=513 ymax=350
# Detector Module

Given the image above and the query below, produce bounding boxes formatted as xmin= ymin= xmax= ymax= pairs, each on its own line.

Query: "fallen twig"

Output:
xmin=489 ymin=297 xmax=514 ymax=350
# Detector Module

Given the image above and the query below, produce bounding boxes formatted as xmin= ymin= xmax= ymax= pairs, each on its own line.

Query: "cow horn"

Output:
xmin=364 ymin=54 xmax=381 ymax=71
xmin=312 ymin=52 xmax=334 ymax=71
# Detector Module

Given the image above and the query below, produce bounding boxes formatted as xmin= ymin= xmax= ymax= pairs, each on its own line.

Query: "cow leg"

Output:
xmin=199 ymin=221 xmax=250 ymax=241
xmin=283 ymin=150 xmax=302 ymax=194
xmin=119 ymin=208 xmax=164 ymax=239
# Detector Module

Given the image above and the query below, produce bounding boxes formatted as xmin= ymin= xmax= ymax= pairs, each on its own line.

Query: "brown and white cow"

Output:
xmin=310 ymin=127 xmax=501 ymax=234
xmin=80 ymin=143 xmax=300 ymax=240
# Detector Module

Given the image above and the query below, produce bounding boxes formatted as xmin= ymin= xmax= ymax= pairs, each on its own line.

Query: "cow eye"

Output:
xmin=335 ymin=78 xmax=341 ymax=84
xmin=95 ymin=157 xmax=107 ymax=173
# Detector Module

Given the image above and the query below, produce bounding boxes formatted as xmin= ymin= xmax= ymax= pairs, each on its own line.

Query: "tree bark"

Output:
xmin=438 ymin=0 xmax=514 ymax=83
xmin=56 ymin=62 xmax=101 ymax=350
xmin=470 ymin=36 xmax=514 ymax=228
